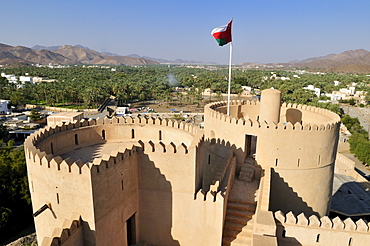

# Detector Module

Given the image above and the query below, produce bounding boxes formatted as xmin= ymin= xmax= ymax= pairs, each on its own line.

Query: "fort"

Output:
xmin=24 ymin=89 xmax=370 ymax=245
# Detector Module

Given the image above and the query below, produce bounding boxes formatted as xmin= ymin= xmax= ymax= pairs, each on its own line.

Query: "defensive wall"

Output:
xmin=40 ymin=216 xmax=84 ymax=246
xmin=274 ymin=210 xmax=370 ymax=245
xmin=25 ymin=115 xmax=236 ymax=246
xmin=251 ymin=164 xmax=370 ymax=246
xmin=204 ymin=89 xmax=341 ymax=217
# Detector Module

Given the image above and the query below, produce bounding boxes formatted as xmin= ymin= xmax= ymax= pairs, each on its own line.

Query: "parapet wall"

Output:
xmin=204 ymin=99 xmax=340 ymax=217
xmin=25 ymin=116 xmax=202 ymax=246
xmin=206 ymin=100 xmax=340 ymax=127
xmin=335 ymin=153 xmax=370 ymax=190
xmin=25 ymin=115 xmax=200 ymax=158
xmin=41 ymin=216 xmax=84 ymax=246
xmin=204 ymin=100 xmax=341 ymax=169
xmin=253 ymin=168 xmax=277 ymax=238
xmin=274 ymin=210 xmax=370 ymax=246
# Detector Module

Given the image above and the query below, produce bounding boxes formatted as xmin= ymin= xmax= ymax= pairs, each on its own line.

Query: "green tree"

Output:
xmin=0 ymin=145 xmax=31 ymax=240
xmin=29 ymin=110 xmax=41 ymax=122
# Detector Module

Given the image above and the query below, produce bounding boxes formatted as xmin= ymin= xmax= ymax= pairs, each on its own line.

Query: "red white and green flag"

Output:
xmin=211 ymin=20 xmax=232 ymax=46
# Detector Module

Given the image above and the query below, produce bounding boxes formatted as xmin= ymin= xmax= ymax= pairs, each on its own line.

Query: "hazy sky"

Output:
xmin=2 ymin=0 xmax=370 ymax=64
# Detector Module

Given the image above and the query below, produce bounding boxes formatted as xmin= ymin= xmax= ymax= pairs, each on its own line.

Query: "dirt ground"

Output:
xmin=129 ymin=94 xmax=254 ymax=114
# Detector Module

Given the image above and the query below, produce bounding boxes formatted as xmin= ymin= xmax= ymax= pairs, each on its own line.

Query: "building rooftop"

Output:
xmin=331 ymin=173 xmax=370 ymax=216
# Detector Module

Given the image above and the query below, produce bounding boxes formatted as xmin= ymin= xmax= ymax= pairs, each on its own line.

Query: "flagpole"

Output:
xmin=227 ymin=42 xmax=233 ymax=116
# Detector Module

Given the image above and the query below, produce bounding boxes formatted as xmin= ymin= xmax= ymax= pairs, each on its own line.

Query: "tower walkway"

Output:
xmin=222 ymin=175 xmax=260 ymax=246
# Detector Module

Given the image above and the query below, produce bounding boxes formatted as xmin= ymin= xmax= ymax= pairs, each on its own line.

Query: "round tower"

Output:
xmin=259 ymin=89 xmax=281 ymax=124
xmin=203 ymin=89 xmax=340 ymax=217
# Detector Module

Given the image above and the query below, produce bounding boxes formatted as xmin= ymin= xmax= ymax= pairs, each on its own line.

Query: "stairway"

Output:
xmin=222 ymin=199 xmax=256 ymax=246
xmin=238 ymin=157 xmax=255 ymax=182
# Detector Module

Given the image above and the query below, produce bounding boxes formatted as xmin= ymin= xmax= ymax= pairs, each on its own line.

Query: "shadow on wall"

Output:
xmin=196 ymin=138 xmax=244 ymax=196
xmin=331 ymin=180 xmax=370 ymax=219
xmin=81 ymin=220 xmax=95 ymax=246
xmin=138 ymin=153 xmax=180 ymax=246
xmin=285 ymin=108 xmax=302 ymax=125
xmin=269 ymin=169 xmax=318 ymax=217
xmin=275 ymin=222 xmax=303 ymax=246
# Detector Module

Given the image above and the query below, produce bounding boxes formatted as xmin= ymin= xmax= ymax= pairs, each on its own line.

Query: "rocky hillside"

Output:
xmin=0 ymin=43 xmax=158 ymax=66
xmin=241 ymin=49 xmax=370 ymax=73
xmin=294 ymin=49 xmax=370 ymax=72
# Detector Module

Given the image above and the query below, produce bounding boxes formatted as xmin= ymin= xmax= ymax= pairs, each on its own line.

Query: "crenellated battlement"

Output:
xmin=25 ymin=115 xmax=200 ymax=149
xmin=26 ymin=131 xmax=193 ymax=180
xmin=26 ymin=145 xmax=91 ymax=175
xmin=90 ymin=146 xmax=140 ymax=176
xmin=40 ymin=216 xmax=83 ymax=246
xmin=138 ymin=140 xmax=189 ymax=154
xmin=204 ymin=100 xmax=340 ymax=132
xmin=274 ymin=210 xmax=370 ymax=233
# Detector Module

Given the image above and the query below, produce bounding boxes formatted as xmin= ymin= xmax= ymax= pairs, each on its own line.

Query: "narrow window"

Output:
xmin=275 ymin=158 xmax=278 ymax=166
xmin=208 ymin=155 xmax=211 ymax=164
xmin=31 ymin=181 xmax=34 ymax=192
xmin=297 ymin=158 xmax=300 ymax=167
xmin=74 ymin=134 xmax=79 ymax=145
xmin=56 ymin=193 xmax=60 ymax=204
xmin=121 ymin=180 xmax=124 ymax=191
xmin=318 ymin=155 xmax=321 ymax=165
xmin=102 ymin=129 xmax=106 ymax=140
xmin=348 ymin=237 xmax=352 ymax=246
xmin=316 ymin=234 xmax=320 ymax=243
xmin=131 ymin=129 xmax=135 ymax=139
xmin=50 ymin=142 xmax=54 ymax=155
xmin=159 ymin=130 xmax=162 ymax=140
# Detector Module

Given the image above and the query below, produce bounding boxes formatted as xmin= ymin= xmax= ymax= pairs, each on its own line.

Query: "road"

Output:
xmin=341 ymin=105 xmax=370 ymax=137
xmin=340 ymin=105 xmax=370 ymax=177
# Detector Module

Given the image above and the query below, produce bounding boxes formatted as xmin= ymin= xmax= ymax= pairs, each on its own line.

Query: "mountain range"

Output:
xmin=2 ymin=43 xmax=370 ymax=73
xmin=32 ymin=45 xmax=209 ymax=64
xmin=0 ymin=44 xmax=158 ymax=66
xmin=256 ymin=49 xmax=370 ymax=73
xmin=290 ymin=49 xmax=370 ymax=73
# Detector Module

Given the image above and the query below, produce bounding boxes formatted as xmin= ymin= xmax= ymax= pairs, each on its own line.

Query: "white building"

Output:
xmin=0 ymin=100 xmax=11 ymax=114
xmin=19 ymin=76 xmax=34 ymax=84
xmin=325 ymin=91 xmax=343 ymax=101
xmin=303 ymin=85 xmax=321 ymax=97
xmin=333 ymin=81 xmax=340 ymax=86
xmin=1 ymin=73 xmax=17 ymax=82
xmin=339 ymin=87 xmax=356 ymax=96
xmin=116 ymin=107 xmax=129 ymax=115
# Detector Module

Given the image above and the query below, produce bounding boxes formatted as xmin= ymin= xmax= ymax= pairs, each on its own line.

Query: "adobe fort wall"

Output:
xmin=90 ymin=148 xmax=140 ymax=246
xmin=25 ymin=115 xmax=233 ymax=246
xmin=274 ymin=210 xmax=370 ymax=246
xmin=25 ymin=146 xmax=96 ymax=245
xmin=40 ymin=217 xmax=84 ymax=246
xmin=204 ymin=92 xmax=341 ymax=217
